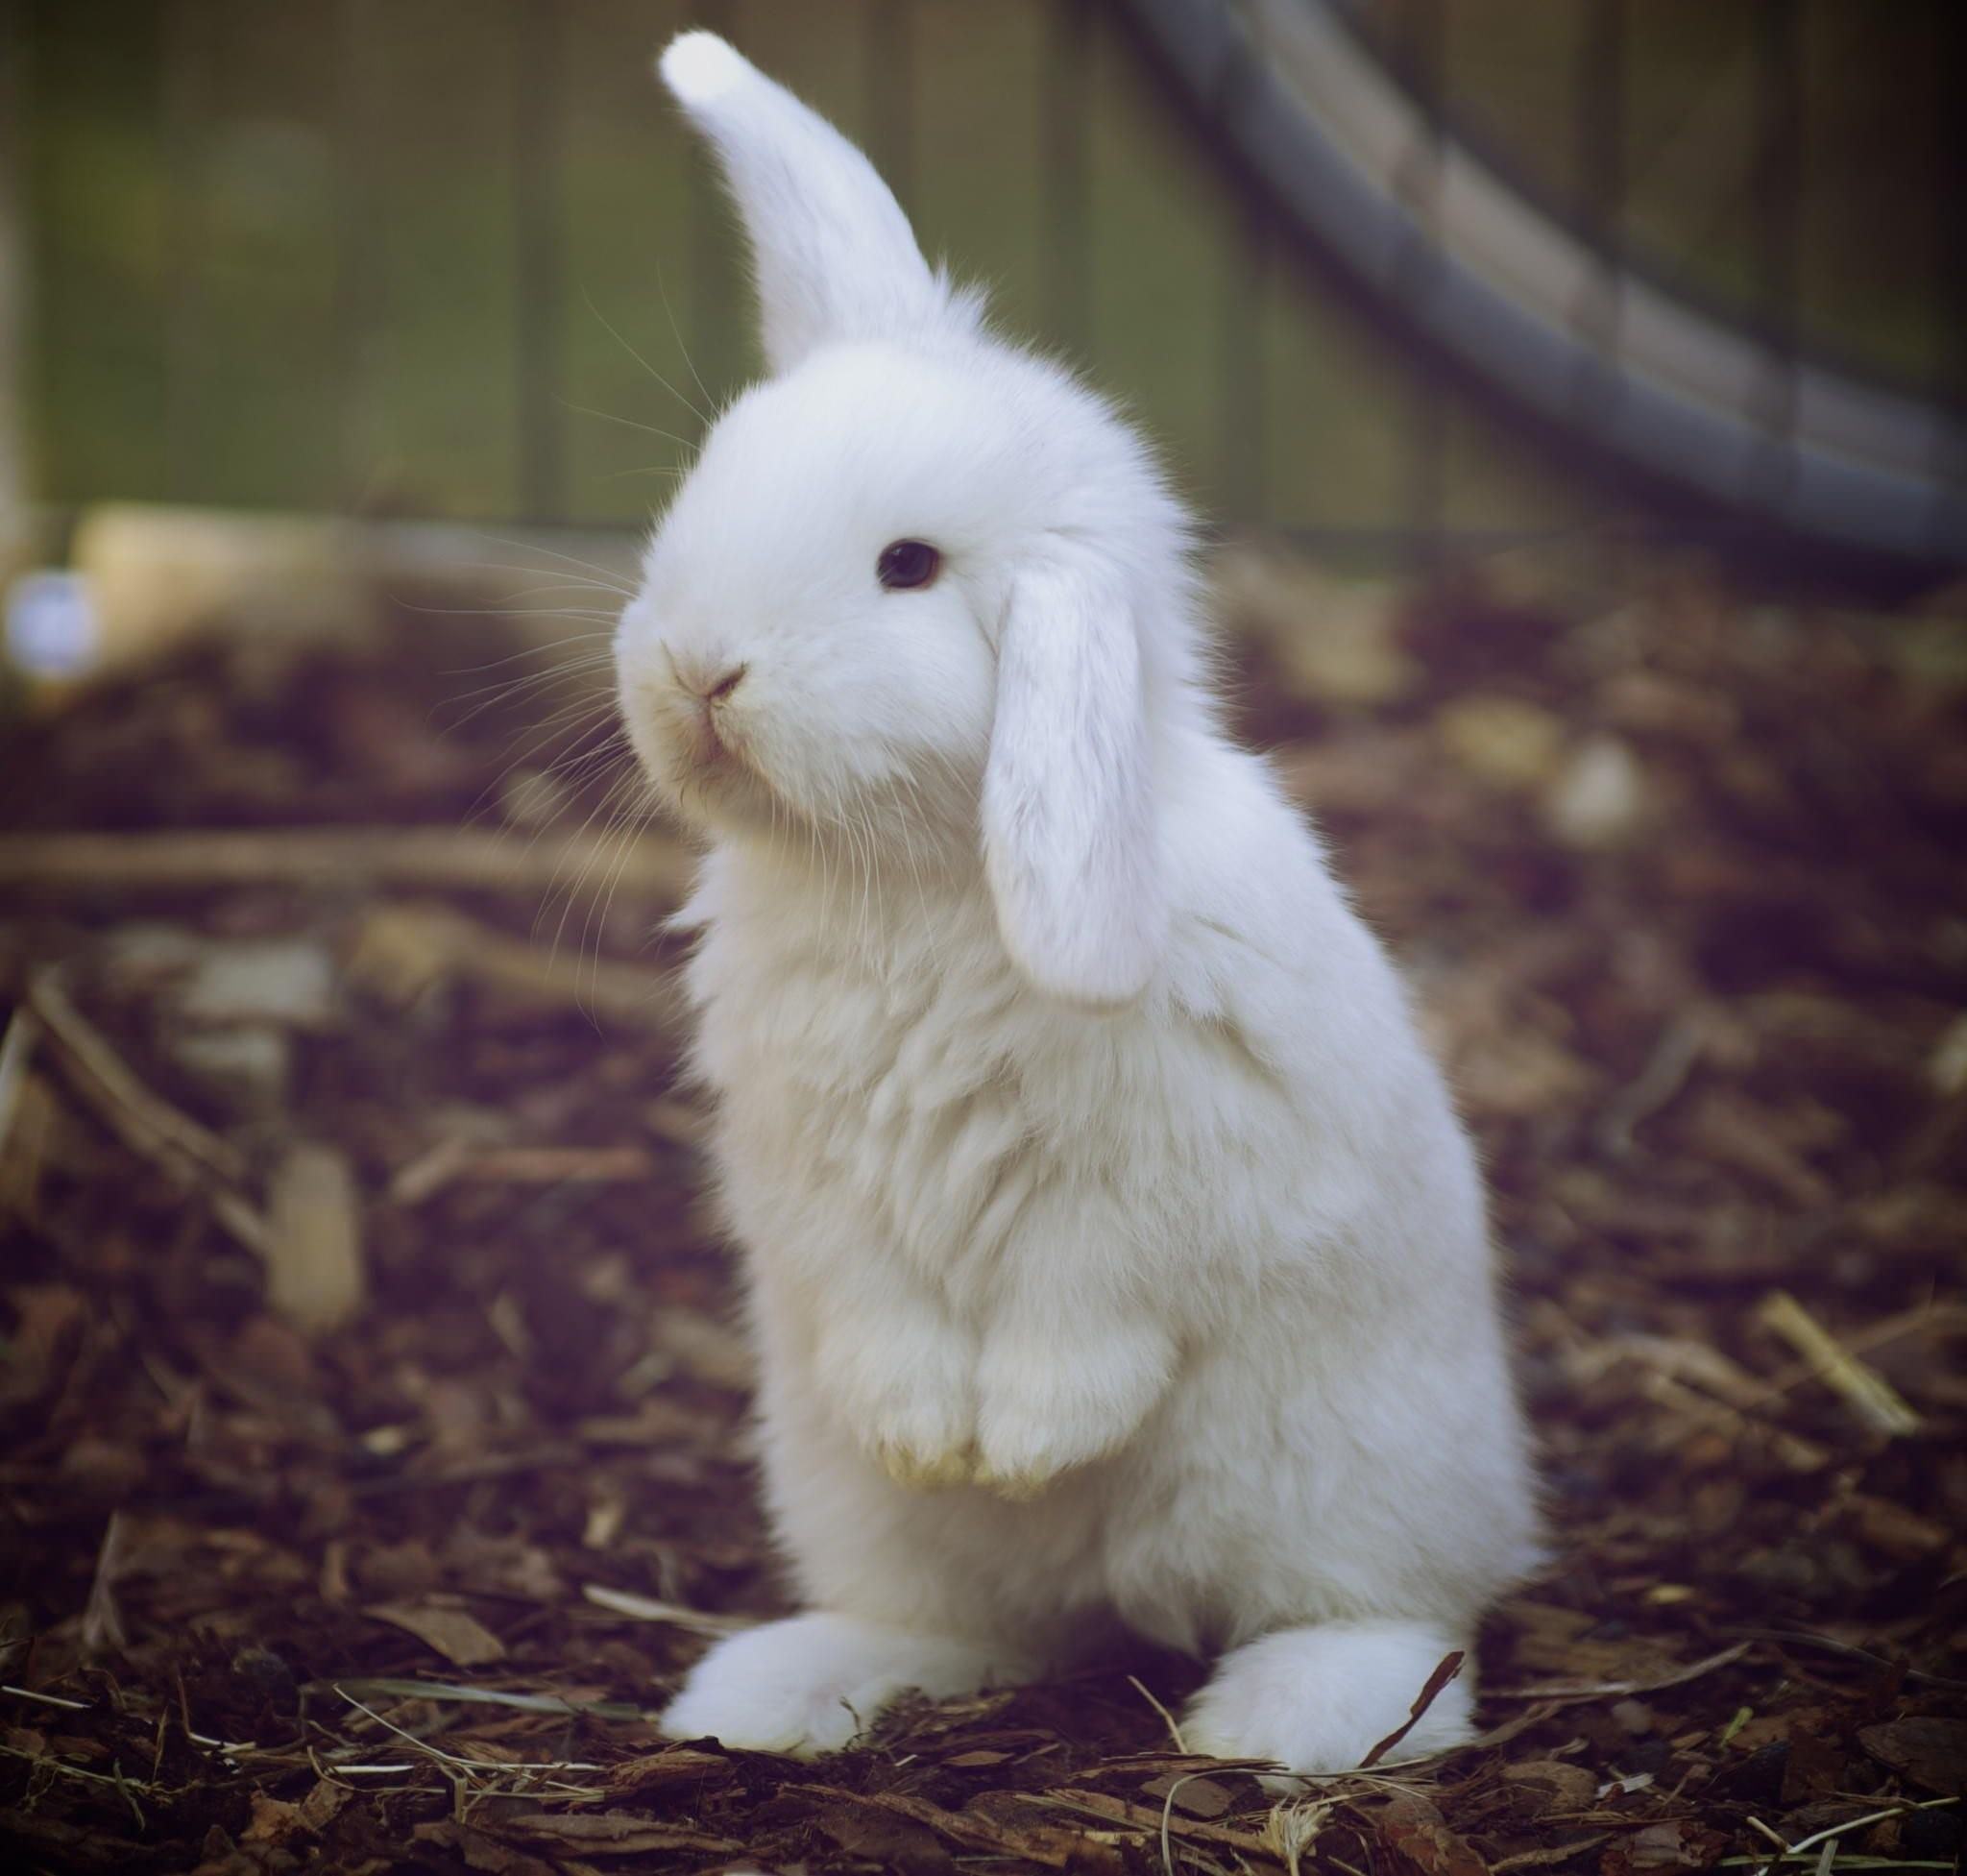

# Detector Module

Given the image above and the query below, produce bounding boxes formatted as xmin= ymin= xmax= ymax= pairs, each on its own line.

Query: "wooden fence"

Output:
xmin=16 ymin=0 xmax=1959 ymax=574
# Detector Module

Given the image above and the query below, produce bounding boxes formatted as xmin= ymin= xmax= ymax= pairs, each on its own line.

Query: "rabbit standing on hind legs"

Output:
xmin=617 ymin=30 xmax=1540 ymax=1776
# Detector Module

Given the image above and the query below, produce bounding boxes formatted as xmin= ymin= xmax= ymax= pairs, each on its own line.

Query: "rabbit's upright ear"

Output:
xmin=982 ymin=549 xmax=1167 ymax=1009
xmin=659 ymin=32 xmax=951 ymax=374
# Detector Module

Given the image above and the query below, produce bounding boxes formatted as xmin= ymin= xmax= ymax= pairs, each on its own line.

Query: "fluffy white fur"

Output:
xmin=619 ymin=32 xmax=1540 ymax=1777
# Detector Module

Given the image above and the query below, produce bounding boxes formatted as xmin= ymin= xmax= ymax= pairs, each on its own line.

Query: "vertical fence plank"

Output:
xmin=1621 ymin=0 xmax=1759 ymax=319
xmin=1749 ymin=0 xmax=1802 ymax=509
xmin=1426 ymin=0 xmax=1599 ymax=549
xmin=324 ymin=0 xmax=522 ymax=515
xmin=513 ymin=0 xmax=564 ymax=522
xmin=1795 ymin=0 xmax=1939 ymax=391
xmin=1439 ymin=0 xmax=1602 ymax=550
xmin=336 ymin=0 xmax=380 ymax=512
xmin=1753 ymin=0 xmax=1803 ymax=362
xmin=863 ymin=0 xmax=915 ymax=218
xmin=1041 ymin=0 xmax=1091 ymax=362
xmin=160 ymin=0 xmax=345 ymax=512
xmin=1256 ymin=257 xmax=1411 ymax=549
xmin=910 ymin=0 xmax=1047 ymax=350
xmin=1395 ymin=0 xmax=1445 ymax=566
xmin=1579 ymin=0 xmax=1625 ymax=270
xmin=1085 ymin=0 xmax=1228 ymax=517
xmin=1441 ymin=0 xmax=1585 ymax=210
xmin=1440 ymin=396 xmax=1599 ymax=547
xmin=1944 ymin=0 xmax=1967 ymax=416
xmin=1570 ymin=0 xmax=1624 ymax=451
xmin=1940 ymin=0 xmax=1967 ymax=553
xmin=160 ymin=0 xmax=212 ymax=504
xmin=25 ymin=1 xmax=173 ymax=504
xmin=365 ymin=0 xmax=529 ymax=520
xmin=1218 ymin=192 xmax=1267 ymax=524
xmin=0 ymin=0 xmax=28 ymax=568
xmin=556 ymin=0 xmax=699 ymax=530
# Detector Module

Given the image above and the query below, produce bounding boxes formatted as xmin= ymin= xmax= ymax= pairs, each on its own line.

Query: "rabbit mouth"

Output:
xmin=652 ymin=710 xmax=782 ymax=830
xmin=615 ymin=670 xmax=774 ymax=834
xmin=684 ymin=701 xmax=741 ymax=774
xmin=669 ymin=720 xmax=763 ymax=798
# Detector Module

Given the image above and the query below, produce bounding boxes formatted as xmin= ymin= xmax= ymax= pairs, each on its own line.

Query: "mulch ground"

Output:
xmin=1 ymin=546 xmax=1962 ymax=1874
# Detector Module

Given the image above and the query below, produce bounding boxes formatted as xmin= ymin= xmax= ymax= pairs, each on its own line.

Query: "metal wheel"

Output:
xmin=1122 ymin=0 xmax=1965 ymax=577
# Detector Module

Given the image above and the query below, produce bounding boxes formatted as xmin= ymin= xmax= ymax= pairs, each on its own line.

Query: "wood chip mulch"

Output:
xmin=1 ymin=553 xmax=1962 ymax=1874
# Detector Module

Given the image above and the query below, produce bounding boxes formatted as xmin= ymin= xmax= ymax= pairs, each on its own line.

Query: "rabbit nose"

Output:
xmin=666 ymin=648 xmax=748 ymax=705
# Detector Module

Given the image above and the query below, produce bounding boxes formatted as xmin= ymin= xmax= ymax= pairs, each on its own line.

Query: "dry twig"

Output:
xmin=27 ymin=965 xmax=268 ymax=1255
xmin=1492 ymin=1642 xmax=1751 ymax=1702
xmin=1757 ymin=1291 xmax=1922 ymax=1438
xmin=1361 ymin=1649 xmax=1465 ymax=1767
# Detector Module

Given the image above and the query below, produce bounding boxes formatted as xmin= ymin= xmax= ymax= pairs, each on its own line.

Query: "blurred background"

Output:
xmin=5 ymin=0 xmax=1962 ymax=595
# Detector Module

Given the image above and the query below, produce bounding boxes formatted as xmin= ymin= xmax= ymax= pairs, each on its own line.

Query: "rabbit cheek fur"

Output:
xmin=630 ymin=31 xmax=1540 ymax=1774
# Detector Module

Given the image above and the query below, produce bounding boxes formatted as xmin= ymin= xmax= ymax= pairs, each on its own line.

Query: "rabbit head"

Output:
xmin=617 ymin=32 xmax=1207 ymax=1007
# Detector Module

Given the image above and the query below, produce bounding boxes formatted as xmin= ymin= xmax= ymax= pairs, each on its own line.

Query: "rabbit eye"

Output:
xmin=877 ymin=540 xmax=941 ymax=592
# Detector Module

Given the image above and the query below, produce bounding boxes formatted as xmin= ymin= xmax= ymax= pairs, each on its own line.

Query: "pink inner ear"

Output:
xmin=982 ymin=556 xmax=1166 ymax=1009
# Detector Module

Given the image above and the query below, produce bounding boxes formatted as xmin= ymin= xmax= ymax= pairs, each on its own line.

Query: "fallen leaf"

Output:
xmin=364 ymin=1599 xmax=507 ymax=1667
xmin=1141 ymin=1771 xmax=1235 ymax=1817
xmin=239 ymin=1780 xmax=347 ymax=1847
xmin=1376 ymin=1794 xmax=1491 ymax=1876
xmin=1500 ymin=1761 xmax=1601 ymax=1815
xmin=1601 ymin=1819 xmax=1729 ymax=1873
xmin=1859 ymin=1718 xmax=1967 ymax=1795
xmin=816 ymin=1801 xmax=957 ymax=1876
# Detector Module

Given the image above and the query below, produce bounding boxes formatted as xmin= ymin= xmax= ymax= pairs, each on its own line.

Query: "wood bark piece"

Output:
xmin=349 ymin=901 xmax=685 ymax=1034
xmin=0 ymin=828 xmax=692 ymax=900
xmin=264 ymin=1139 xmax=366 ymax=1335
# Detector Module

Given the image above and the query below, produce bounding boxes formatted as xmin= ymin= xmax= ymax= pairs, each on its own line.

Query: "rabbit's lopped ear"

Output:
xmin=658 ymin=31 xmax=953 ymax=374
xmin=982 ymin=550 xmax=1167 ymax=1009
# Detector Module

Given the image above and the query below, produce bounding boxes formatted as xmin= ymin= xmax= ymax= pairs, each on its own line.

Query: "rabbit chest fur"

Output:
xmin=679 ymin=738 xmax=1538 ymax=1663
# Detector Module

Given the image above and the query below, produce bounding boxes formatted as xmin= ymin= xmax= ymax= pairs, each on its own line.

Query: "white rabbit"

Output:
xmin=617 ymin=30 xmax=1539 ymax=1776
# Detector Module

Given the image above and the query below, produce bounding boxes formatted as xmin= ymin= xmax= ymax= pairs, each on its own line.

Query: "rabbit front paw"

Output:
xmin=871 ymin=1428 xmax=978 ymax=1491
xmin=817 ymin=1318 xmax=979 ymax=1490
xmin=973 ymin=1319 xmax=1176 ymax=1498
